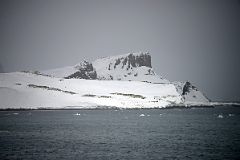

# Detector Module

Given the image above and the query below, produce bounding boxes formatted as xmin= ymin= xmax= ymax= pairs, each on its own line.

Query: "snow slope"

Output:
xmin=0 ymin=52 xmax=211 ymax=108
xmin=0 ymin=72 xmax=183 ymax=109
xmin=43 ymin=61 xmax=96 ymax=79
xmin=43 ymin=52 xmax=169 ymax=83
xmin=173 ymin=81 xmax=210 ymax=105
xmin=92 ymin=52 xmax=169 ymax=83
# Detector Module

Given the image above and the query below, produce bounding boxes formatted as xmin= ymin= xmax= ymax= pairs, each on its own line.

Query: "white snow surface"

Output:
xmin=1 ymin=52 xmax=213 ymax=109
xmin=0 ymin=72 xmax=183 ymax=109
xmin=173 ymin=81 xmax=210 ymax=105
xmin=43 ymin=66 xmax=77 ymax=78
xmin=43 ymin=52 xmax=169 ymax=83
xmin=92 ymin=52 xmax=169 ymax=83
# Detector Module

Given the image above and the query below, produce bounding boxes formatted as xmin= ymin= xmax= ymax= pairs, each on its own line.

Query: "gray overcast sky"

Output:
xmin=0 ymin=0 xmax=240 ymax=101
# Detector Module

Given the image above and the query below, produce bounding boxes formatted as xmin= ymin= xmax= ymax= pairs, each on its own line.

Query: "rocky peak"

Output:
xmin=92 ymin=52 xmax=168 ymax=83
xmin=74 ymin=60 xmax=94 ymax=71
xmin=43 ymin=52 xmax=168 ymax=83
xmin=113 ymin=52 xmax=152 ymax=70
xmin=182 ymin=81 xmax=198 ymax=95
xmin=108 ymin=52 xmax=152 ymax=70
xmin=65 ymin=60 xmax=97 ymax=79
xmin=173 ymin=81 xmax=210 ymax=103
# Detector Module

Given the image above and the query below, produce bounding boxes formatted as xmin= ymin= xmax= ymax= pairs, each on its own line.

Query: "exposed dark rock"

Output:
xmin=114 ymin=53 xmax=152 ymax=70
xmin=110 ymin=92 xmax=146 ymax=99
xmin=65 ymin=61 xmax=97 ymax=79
xmin=114 ymin=59 xmax=121 ymax=69
xmin=182 ymin=81 xmax=198 ymax=95
xmin=82 ymin=94 xmax=96 ymax=97
xmin=144 ymin=69 xmax=155 ymax=75
xmin=28 ymin=84 xmax=77 ymax=94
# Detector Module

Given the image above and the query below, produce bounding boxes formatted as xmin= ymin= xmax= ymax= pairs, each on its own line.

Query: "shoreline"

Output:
xmin=0 ymin=102 xmax=240 ymax=111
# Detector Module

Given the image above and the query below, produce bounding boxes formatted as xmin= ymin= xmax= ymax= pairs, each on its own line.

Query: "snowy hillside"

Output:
xmin=43 ymin=52 xmax=169 ymax=83
xmin=0 ymin=72 xmax=182 ymax=109
xmin=173 ymin=81 xmax=210 ymax=105
xmin=43 ymin=60 xmax=96 ymax=79
xmin=0 ymin=52 xmax=211 ymax=109
xmin=92 ymin=52 xmax=169 ymax=83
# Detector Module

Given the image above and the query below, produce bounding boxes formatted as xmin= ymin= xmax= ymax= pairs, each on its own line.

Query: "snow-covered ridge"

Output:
xmin=43 ymin=52 xmax=169 ymax=83
xmin=93 ymin=52 xmax=169 ymax=83
xmin=0 ymin=52 xmax=212 ymax=109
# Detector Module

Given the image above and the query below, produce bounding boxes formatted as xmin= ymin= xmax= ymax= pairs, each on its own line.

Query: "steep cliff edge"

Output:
xmin=92 ymin=52 xmax=169 ymax=83
xmin=43 ymin=52 xmax=169 ymax=83
xmin=65 ymin=61 xmax=97 ymax=79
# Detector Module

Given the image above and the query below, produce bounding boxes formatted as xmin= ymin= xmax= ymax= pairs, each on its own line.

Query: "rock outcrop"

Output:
xmin=92 ymin=52 xmax=168 ymax=83
xmin=173 ymin=81 xmax=210 ymax=104
xmin=65 ymin=61 xmax=97 ymax=79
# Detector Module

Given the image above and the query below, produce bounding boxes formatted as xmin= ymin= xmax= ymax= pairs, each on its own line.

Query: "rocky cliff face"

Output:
xmin=92 ymin=52 xmax=168 ymax=83
xmin=65 ymin=61 xmax=97 ymax=79
xmin=173 ymin=81 xmax=210 ymax=104
xmin=110 ymin=52 xmax=152 ymax=70
xmin=182 ymin=81 xmax=198 ymax=95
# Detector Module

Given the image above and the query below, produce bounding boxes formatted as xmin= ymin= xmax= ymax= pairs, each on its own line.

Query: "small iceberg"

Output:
xmin=228 ymin=114 xmax=234 ymax=117
xmin=73 ymin=113 xmax=81 ymax=116
xmin=217 ymin=114 xmax=224 ymax=118
xmin=13 ymin=113 xmax=19 ymax=115
xmin=139 ymin=114 xmax=145 ymax=117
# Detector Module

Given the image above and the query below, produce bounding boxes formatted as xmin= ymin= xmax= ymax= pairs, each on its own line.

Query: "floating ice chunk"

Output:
xmin=13 ymin=113 xmax=19 ymax=115
xmin=147 ymin=114 xmax=150 ymax=117
xmin=0 ymin=130 xmax=10 ymax=133
xmin=217 ymin=114 xmax=223 ymax=118
xmin=159 ymin=113 xmax=163 ymax=116
xmin=139 ymin=114 xmax=145 ymax=117
xmin=228 ymin=114 xmax=234 ymax=117
xmin=74 ymin=113 xmax=81 ymax=116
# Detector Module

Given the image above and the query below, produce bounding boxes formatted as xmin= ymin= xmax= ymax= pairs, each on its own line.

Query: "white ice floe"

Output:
xmin=139 ymin=114 xmax=145 ymax=117
xmin=73 ymin=113 xmax=81 ymax=116
xmin=217 ymin=114 xmax=224 ymax=118
xmin=228 ymin=114 xmax=234 ymax=117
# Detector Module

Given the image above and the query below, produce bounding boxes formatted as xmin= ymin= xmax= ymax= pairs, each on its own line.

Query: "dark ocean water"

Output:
xmin=0 ymin=106 xmax=240 ymax=160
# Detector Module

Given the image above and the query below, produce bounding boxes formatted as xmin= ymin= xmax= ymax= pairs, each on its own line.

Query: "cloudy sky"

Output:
xmin=0 ymin=0 xmax=239 ymax=101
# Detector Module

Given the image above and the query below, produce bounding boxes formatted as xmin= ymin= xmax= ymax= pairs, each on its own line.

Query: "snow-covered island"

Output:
xmin=0 ymin=52 xmax=236 ymax=109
